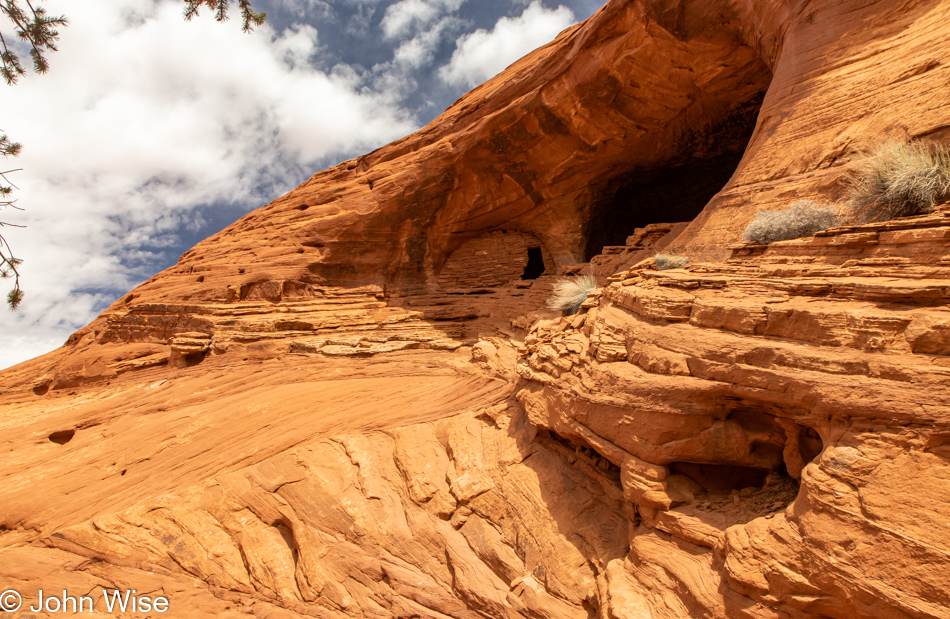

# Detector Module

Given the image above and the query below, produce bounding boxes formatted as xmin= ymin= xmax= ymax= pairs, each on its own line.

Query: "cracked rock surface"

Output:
xmin=2 ymin=0 xmax=950 ymax=616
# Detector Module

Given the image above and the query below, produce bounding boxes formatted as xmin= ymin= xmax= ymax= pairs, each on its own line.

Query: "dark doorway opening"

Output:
xmin=583 ymin=94 xmax=765 ymax=259
xmin=522 ymin=247 xmax=546 ymax=279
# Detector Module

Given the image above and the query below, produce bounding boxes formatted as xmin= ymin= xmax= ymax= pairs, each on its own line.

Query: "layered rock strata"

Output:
xmin=583 ymin=222 xmax=689 ymax=278
xmin=519 ymin=206 xmax=950 ymax=618
xmin=3 ymin=208 xmax=949 ymax=618
xmin=2 ymin=0 xmax=950 ymax=617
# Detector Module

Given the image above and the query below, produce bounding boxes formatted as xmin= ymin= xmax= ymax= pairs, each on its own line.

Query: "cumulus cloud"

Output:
xmin=391 ymin=16 xmax=459 ymax=69
xmin=369 ymin=5 xmax=464 ymax=100
xmin=0 ymin=0 xmax=415 ymax=369
xmin=380 ymin=0 xmax=464 ymax=39
xmin=271 ymin=0 xmax=334 ymax=19
xmin=439 ymin=1 xmax=574 ymax=87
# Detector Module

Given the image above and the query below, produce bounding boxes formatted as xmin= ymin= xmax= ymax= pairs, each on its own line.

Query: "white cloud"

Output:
xmin=272 ymin=0 xmax=333 ymax=19
xmin=368 ymin=7 xmax=464 ymax=102
xmin=0 ymin=0 xmax=416 ymax=369
xmin=439 ymin=1 xmax=575 ymax=88
xmin=0 ymin=334 xmax=77 ymax=371
xmin=380 ymin=0 xmax=464 ymax=39
xmin=392 ymin=16 xmax=458 ymax=69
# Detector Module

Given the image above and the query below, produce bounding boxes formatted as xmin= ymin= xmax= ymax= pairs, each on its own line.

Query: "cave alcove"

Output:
xmin=583 ymin=94 xmax=766 ymax=260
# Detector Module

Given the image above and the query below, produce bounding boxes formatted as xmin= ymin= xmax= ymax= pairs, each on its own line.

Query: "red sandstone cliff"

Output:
xmin=1 ymin=0 xmax=949 ymax=617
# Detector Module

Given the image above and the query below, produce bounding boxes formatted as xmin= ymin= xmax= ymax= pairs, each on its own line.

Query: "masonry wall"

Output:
xmin=438 ymin=230 xmax=553 ymax=289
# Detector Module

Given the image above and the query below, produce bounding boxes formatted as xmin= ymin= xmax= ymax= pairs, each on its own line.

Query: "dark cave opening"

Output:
xmin=583 ymin=94 xmax=765 ymax=260
xmin=522 ymin=246 xmax=546 ymax=279
xmin=670 ymin=462 xmax=773 ymax=493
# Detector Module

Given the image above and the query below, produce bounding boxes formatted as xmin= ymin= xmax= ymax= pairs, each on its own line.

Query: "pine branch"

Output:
xmin=182 ymin=0 xmax=266 ymax=32
xmin=0 ymin=0 xmax=67 ymax=80
xmin=0 ymin=132 xmax=21 ymax=157
xmin=238 ymin=0 xmax=266 ymax=33
xmin=0 ymin=167 xmax=23 ymax=192
xmin=0 ymin=138 xmax=21 ymax=308
xmin=0 ymin=232 xmax=22 ymax=309
xmin=0 ymin=31 xmax=25 ymax=85
xmin=0 ymin=1 xmax=69 ymax=309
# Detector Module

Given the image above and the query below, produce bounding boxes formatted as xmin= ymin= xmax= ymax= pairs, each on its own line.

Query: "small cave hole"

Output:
xmin=295 ymin=204 xmax=310 ymax=211
xmin=120 ymin=469 xmax=127 ymax=476
xmin=238 ymin=268 xmax=245 ymax=274
xmin=33 ymin=384 xmax=49 ymax=396
xmin=196 ymin=275 xmax=205 ymax=283
xmin=522 ymin=246 xmax=546 ymax=280
xmin=48 ymin=429 xmax=75 ymax=445
xmin=673 ymin=461 xmax=800 ymax=522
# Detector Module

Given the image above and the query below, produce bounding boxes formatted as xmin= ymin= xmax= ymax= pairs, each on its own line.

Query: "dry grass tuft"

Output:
xmin=847 ymin=140 xmax=950 ymax=222
xmin=742 ymin=200 xmax=840 ymax=244
xmin=547 ymin=274 xmax=597 ymax=315
xmin=653 ymin=252 xmax=690 ymax=270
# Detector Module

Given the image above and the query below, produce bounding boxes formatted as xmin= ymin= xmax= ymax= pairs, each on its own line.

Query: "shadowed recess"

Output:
xmin=584 ymin=94 xmax=765 ymax=259
xmin=522 ymin=246 xmax=546 ymax=279
xmin=49 ymin=430 xmax=76 ymax=445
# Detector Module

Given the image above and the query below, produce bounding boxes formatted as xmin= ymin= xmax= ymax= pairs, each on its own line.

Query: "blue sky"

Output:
xmin=0 ymin=0 xmax=601 ymax=369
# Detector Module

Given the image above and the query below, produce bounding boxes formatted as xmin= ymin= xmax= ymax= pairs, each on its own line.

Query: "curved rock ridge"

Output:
xmin=2 ymin=0 xmax=950 ymax=617
xmin=3 ymin=0 xmax=947 ymax=384
xmin=8 ymin=0 xmax=774 ymax=373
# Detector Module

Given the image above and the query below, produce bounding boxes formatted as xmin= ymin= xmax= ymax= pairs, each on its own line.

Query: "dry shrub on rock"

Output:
xmin=547 ymin=274 xmax=597 ymax=315
xmin=846 ymin=139 xmax=950 ymax=222
xmin=742 ymin=200 xmax=840 ymax=244
xmin=653 ymin=252 xmax=690 ymax=270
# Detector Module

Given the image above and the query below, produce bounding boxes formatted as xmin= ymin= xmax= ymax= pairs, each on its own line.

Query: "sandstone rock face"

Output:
xmin=519 ymin=206 xmax=950 ymax=618
xmin=586 ymin=222 xmax=689 ymax=277
xmin=673 ymin=0 xmax=950 ymax=260
xmin=2 ymin=0 xmax=950 ymax=617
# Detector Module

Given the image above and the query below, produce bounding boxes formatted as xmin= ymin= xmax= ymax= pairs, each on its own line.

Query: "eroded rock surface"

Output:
xmin=2 ymin=0 xmax=950 ymax=617
xmin=519 ymin=207 xmax=950 ymax=618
